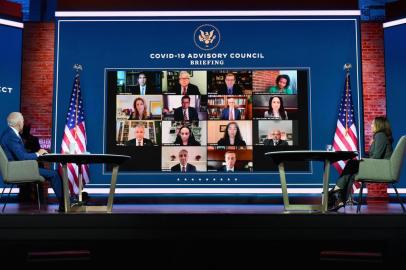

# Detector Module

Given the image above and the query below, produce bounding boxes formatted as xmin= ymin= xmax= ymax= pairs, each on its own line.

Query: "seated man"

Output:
xmin=0 ymin=112 xmax=65 ymax=211
xmin=174 ymin=95 xmax=199 ymax=121
xmin=217 ymin=73 xmax=243 ymax=95
xmin=218 ymin=151 xmax=237 ymax=172
xmin=220 ymin=97 xmax=241 ymax=120
xmin=170 ymin=71 xmax=200 ymax=95
xmin=263 ymin=129 xmax=289 ymax=146
xmin=130 ymin=72 xmax=160 ymax=95
xmin=126 ymin=124 xmax=154 ymax=146
xmin=171 ymin=149 xmax=197 ymax=172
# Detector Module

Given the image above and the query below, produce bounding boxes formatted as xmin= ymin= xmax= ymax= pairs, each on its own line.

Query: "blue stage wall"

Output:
xmin=54 ymin=14 xmax=362 ymax=191
xmin=385 ymin=19 xmax=406 ymax=188
xmin=0 ymin=20 xmax=23 ymax=187
xmin=0 ymin=21 xmax=22 ymax=134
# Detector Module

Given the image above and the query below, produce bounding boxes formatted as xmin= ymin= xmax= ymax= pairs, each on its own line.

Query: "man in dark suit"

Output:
xmin=263 ymin=129 xmax=289 ymax=146
xmin=170 ymin=71 xmax=200 ymax=95
xmin=0 ymin=112 xmax=65 ymax=211
xmin=130 ymin=73 xmax=160 ymax=95
xmin=217 ymin=73 xmax=243 ymax=95
xmin=171 ymin=149 xmax=197 ymax=172
xmin=220 ymin=97 xmax=242 ymax=120
xmin=173 ymin=95 xmax=199 ymax=121
xmin=217 ymin=151 xmax=237 ymax=172
xmin=126 ymin=124 xmax=154 ymax=146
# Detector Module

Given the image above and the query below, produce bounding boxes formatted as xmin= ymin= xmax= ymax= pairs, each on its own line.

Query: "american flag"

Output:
xmin=59 ymin=73 xmax=90 ymax=194
xmin=332 ymin=71 xmax=359 ymax=188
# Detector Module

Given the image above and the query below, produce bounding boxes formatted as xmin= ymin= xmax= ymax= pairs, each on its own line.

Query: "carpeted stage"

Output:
xmin=1 ymin=200 xmax=406 ymax=266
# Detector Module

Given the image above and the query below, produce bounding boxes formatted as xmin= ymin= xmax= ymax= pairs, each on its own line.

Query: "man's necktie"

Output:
xmin=183 ymin=109 xmax=188 ymax=121
xmin=182 ymin=166 xmax=186 ymax=172
xmin=141 ymin=87 xmax=145 ymax=95
xmin=274 ymin=140 xmax=278 ymax=146
xmin=228 ymin=88 xmax=232 ymax=95
xmin=229 ymin=110 xmax=234 ymax=120
xmin=182 ymin=87 xmax=187 ymax=95
xmin=137 ymin=140 xmax=142 ymax=146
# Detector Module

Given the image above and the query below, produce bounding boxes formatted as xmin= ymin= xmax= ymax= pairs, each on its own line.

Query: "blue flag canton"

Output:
xmin=66 ymin=75 xmax=85 ymax=129
xmin=337 ymin=75 xmax=355 ymax=127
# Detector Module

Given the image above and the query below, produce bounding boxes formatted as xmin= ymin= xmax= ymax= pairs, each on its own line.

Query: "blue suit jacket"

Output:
xmin=221 ymin=108 xmax=241 ymax=120
xmin=0 ymin=127 xmax=37 ymax=161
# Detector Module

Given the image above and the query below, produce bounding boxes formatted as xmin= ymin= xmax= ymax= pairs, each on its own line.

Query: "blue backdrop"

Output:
xmin=385 ymin=20 xmax=406 ymax=188
xmin=54 ymin=15 xmax=362 ymax=191
xmin=0 ymin=20 xmax=23 ymax=187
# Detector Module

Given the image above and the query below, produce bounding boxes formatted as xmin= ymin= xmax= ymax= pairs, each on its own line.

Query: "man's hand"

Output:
xmin=37 ymin=149 xmax=48 ymax=156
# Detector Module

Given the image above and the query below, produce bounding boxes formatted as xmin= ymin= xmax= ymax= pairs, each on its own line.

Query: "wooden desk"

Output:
xmin=265 ymin=151 xmax=357 ymax=213
xmin=38 ymin=154 xmax=130 ymax=213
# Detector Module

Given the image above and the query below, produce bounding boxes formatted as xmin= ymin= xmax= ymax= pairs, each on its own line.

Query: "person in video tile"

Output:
xmin=171 ymin=149 xmax=197 ymax=172
xmin=128 ymin=97 xmax=151 ymax=120
xmin=263 ymin=129 xmax=288 ymax=146
xmin=171 ymin=71 xmax=200 ymax=95
xmin=264 ymin=96 xmax=288 ymax=120
xmin=173 ymin=95 xmax=199 ymax=121
xmin=173 ymin=126 xmax=201 ymax=146
xmin=268 ymin=74 xmax=293 ymax=94
xmin=221 ymin=97 xmax=241 ymax=120
xmin=217 ymin=121 xmax=246 ymax=146
xmin=217 ymin=151 xmax=237 ymax=172
xmin=125 ymin=124 xmax=153 ymax=146
xmin=217 ymin=73 xmax=243 ymax=95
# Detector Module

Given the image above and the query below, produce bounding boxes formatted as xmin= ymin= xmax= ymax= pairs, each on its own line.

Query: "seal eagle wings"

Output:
xmin=199 ymin=30 xmax=216 ymax=46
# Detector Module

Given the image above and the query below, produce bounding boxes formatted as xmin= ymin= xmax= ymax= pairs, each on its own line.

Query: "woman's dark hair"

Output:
xmin=268 ymin=96 xmax=287 ymax=119
xmin=275 ymin=74 xmax=290 ymax=89
xmin=174 ymin=125 xmax=200 ymax=145
xmin=373 ymin=116 xmax=393 ymax=142
xmin=222 ymin=121 xmax=243 ymax=142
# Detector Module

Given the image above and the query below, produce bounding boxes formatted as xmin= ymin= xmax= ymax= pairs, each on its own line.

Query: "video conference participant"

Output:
xmin=170 ymin=149 xmax=197 ymax=172
xmin=217 ymin=151 xmax=237 ymax=172
xmin=217 ymin=122 xmax=247 ymax=146
xmin=263 ymin=129 xmax=288 ymax=146
xmin=0 ymin=112 xmax=65 ymax=212
xmin=264 ymin=96 xmax=288 ymax=120
xmin=170 ymin=71 xmax=200 ymax=95
xmin=217 ymin=73 xmax=243 ymax=95
xmin=173 ymin=126 xmax=201 ymax=146
xmin=126 ymin=124 xmax=154 ymax=146
xmin=220 ymin=97 xmax=241 ymax=120
xmin=130 ymin=73 xmax=160 ymax=95
xmin=173 ymin=95 xmax=199 ymax=121
xmin=128 ymin=97 xmax=151 ymax=120
xmin=268 ymin=74 xmax=293 ymax=94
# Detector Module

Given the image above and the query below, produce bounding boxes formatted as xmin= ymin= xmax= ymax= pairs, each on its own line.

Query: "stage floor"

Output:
xmin=1 ymin=202 xmax=406 ymax=265
xmin=2 ymin=202 xmax=406 ymax=214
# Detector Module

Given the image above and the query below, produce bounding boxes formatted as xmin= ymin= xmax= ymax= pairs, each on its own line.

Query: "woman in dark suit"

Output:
xmin=173 ymin=126 xmax=201 ymax=146
xmin=128 ymin=97 xmax=150 ymax=120
xmin=329 ymin=116 xmax=394 ymax=211
xmin=217 ymin=122 xmax=246 ymax=146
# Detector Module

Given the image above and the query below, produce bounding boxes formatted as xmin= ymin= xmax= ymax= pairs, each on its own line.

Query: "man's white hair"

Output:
xmin=179 ymin=71 xmax=190 ymax=78
xmin=7 ymin=112 xmax=23 ymax=127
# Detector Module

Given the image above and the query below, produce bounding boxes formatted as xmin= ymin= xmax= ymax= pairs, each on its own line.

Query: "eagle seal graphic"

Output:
xmin=194 ymin=24 xmax=221 ymax=51
xmin=198 ymin=30 xmax=216 ymax=47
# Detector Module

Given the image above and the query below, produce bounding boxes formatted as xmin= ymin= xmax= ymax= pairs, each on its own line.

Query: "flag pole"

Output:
xmin=343 ymin=63 xmax=352 ymax=136
xmin=72 ymin=64 xmax=82 ymax=152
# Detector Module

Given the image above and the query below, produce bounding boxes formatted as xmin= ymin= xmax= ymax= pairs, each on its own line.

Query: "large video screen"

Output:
xmin=106 ymin=69 xmax=309 ymax=172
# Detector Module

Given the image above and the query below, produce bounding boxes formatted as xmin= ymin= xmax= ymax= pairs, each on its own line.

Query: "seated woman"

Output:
xmin=264 ymin=96 xmax=288 ymax=120
xmin=128 ymin=97 xmax=150 ymax=120
xmin=173 ymin=126 xmax=201 ymax=146
xmin=267 ymin=74 xmax=293 ymax=94
xmin=328 ymin=116 xmax=394 ymax=211
xmin=217 ymin=121 xmax=247 ymax=146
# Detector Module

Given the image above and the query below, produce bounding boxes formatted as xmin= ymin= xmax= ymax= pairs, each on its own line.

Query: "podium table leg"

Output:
xmin=106 ymin=165 xmax=119 ymax=213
